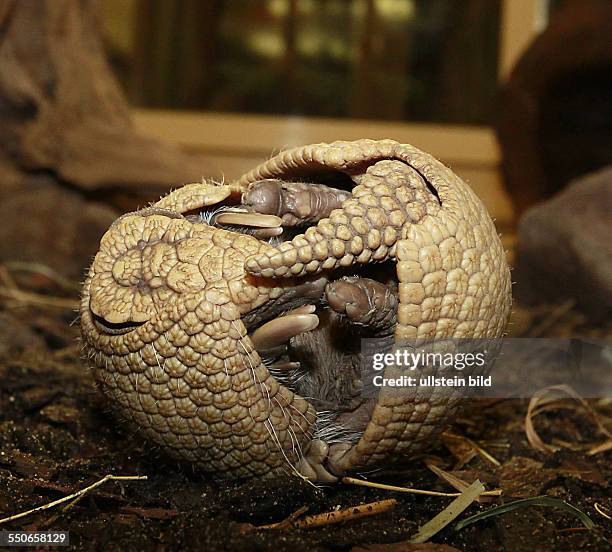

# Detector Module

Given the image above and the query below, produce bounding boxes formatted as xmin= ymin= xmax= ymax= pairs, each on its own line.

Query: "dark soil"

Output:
xmin=0 ymin=274 xmax=610 ymax=552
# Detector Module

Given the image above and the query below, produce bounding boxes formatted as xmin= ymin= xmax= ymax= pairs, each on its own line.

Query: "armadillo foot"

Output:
xmin=242 ymin=179 xmax=351 ymax=227
xmin=325 ymin=277 xmax=397 ymax=335
xmin=296 ymin=439 xmax=338 ymax=484
xmin=326 ymin=442 xmax=353 ymax=476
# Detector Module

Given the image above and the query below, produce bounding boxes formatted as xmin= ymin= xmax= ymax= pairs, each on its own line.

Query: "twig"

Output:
xmin=0 ymin=286 xmax=78 ymax=310
xmin=37 ymin=494 xmax=86 ymax=529
xmin=587 ymin=440 xmax=612 ymax=456
xmin=442 ymin=432 xmax=501 ymax=467
xmin=38 ymin=479 xmax=107 ymax=530
xmin=0 ymin=475 xmax=147 ymax=525
xmin=341 ymin=476 xmax=501 ymax=498
xmin=424 ymin=462 xmax=501 ymax=503
xmin=468 ymin=441 xmax=501 ymax=467
xmin=260 ymin=499 xmax=396 ymax=530
xmin=258 ymin=506 xmax=309 ymax=529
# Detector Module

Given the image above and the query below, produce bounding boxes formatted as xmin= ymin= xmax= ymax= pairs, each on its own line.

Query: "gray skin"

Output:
xmin=80 ymin=139 xmax=512 ymax=483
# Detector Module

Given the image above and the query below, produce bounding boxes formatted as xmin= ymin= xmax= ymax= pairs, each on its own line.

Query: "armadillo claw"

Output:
xmin=296 ymin=439 xmax=338 ymax=484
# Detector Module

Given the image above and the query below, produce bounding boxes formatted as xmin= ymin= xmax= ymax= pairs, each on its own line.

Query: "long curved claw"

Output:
xmin=212 ymin=211 xmax=282 ymax=228
xmin=251 ymin=313 xmax=319 ymax=351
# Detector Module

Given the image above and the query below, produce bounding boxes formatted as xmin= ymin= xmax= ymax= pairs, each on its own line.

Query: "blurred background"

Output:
xmin=98 ymin=0 xmax=575 ymax=227
xmin=0 ymin=0 xmax=610 ymax=318
xmin=102 ymin=0 xmax=514 ymax=221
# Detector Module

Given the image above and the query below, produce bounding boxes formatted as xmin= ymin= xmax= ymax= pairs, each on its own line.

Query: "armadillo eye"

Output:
xmin=92 ymin=314 xmax=144 ymax=336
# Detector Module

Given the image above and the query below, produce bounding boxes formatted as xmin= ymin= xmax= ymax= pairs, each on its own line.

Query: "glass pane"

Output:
xmin=103 ymin=0 xmax=501 ymax=125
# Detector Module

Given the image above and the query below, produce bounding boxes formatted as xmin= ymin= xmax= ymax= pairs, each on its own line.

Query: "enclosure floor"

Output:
xmin=0 ymin=281 xmax=610 ymax=551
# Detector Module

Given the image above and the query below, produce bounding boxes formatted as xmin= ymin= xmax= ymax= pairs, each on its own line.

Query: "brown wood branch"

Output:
xmin=257 ymin=499 xmax=397 ymax=530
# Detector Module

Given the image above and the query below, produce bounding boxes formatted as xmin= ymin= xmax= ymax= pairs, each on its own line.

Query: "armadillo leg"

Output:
xmin=242 ymin=179 xmax=351 ymax=227
xmin=325 ymin=277 xmax=397 ymax=337
xmin=246 ymin=160 xmax=440 ymax=279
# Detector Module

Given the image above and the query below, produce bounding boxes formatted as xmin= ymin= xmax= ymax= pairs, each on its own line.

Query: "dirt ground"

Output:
xmin=0 ymin=270 xmax=610 ymax=552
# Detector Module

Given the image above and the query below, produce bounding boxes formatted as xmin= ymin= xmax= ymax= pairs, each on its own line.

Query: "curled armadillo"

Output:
xmin=80 ymin=139 xmax=511 ymax=482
